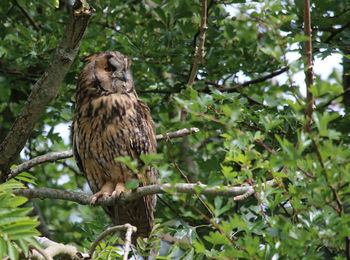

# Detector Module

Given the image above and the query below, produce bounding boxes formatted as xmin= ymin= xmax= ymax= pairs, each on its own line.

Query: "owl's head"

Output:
xmin=80 ymin=51 xmax=134 ymax=94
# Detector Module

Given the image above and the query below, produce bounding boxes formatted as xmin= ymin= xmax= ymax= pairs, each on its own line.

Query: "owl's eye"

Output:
xmin=104 ymin=66 xmax=115 ymax=72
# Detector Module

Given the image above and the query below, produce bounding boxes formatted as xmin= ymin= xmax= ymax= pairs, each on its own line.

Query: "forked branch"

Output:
xmin=0 ymin=0 xmax=94 ymax=178
xmin=88 ymin=224 xmax=137 ymax=259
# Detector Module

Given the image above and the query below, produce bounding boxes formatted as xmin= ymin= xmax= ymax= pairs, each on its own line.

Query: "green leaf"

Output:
xmin=8 ymin=242 xmax=18 ymax=260
xmin=115 ymin=156 xmax=138 ymax=174
xmin=125 ymin=179 xmax=140 ymax=190
xmin=0 ymin=237 xmax=6 ymax=259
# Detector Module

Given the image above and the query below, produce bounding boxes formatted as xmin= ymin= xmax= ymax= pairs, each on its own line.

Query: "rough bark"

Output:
xmin=0 ymin=0 xmax=94 ymax=180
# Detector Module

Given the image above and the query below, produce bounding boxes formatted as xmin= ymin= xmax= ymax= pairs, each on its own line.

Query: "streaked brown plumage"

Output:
xmin=71 ymin=51 xmax=157 ymax=240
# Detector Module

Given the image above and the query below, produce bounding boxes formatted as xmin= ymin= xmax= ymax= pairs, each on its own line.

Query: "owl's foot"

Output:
xmin=90 ymin=181 xmax=115 ymax=204
xmin=111 ymin=183 xmax=126 ymax=198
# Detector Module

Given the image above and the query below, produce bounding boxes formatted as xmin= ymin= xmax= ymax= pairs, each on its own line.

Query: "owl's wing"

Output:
xmin=127 ymin=99 xmax=158 ymax=234
xmin=71 ymin=118 xmax=86 ymax=177
xmin=129 ymin=99 xmax=157 ymax=180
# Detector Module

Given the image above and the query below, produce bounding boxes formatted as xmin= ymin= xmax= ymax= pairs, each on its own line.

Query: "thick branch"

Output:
xmin=187 ymin=0 xmax=207 ymax=88
xmin=7 ymin=128 xmax=200 ymax=180
xmin=0 ymin=0 xmax=94 ymax=178
xmin=303 ymin=0 xmax=314 ymax=132
xmin=28 ymin=236 xmax=89 ymax=260
xmin=13 ymin=181 xmax=276 ymax=205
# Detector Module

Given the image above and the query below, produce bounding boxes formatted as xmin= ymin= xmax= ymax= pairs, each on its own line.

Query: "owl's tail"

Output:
xmin=103 ymin=194 xmax=156 ymax=242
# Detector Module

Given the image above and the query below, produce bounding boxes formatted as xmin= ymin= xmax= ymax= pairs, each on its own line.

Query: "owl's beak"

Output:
xmin=119 ymin=73 xmax=128 ymax=82
xmin=113 ymin=72 xmax=128 ymax=82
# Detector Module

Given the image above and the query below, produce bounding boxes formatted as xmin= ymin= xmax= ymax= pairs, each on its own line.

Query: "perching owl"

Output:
xmin=71 ymin=51 xmax=157 ymax=240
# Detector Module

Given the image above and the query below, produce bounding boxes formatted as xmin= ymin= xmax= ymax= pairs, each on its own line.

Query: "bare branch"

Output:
xmin=205 ymin=66 xmax=288 ymax=92
xmin=325 ymin=20 xmax=350 ymax=43
xmin=13 ymin=181 xmax=276 ymax=205
xmin=165 ymin=141 xmax=215 ymax=219
xmin=138 ymin=88 xmax=178 ymax=94
xmin=303 ymin=0 xmax=314 ymax=132
xmin=0 ymin=0 xmax=94 ymax=178
xmin=297 ymin=165 xmax=316 ymax=179
xmin=11 ymin=0 xmax=41 ymax=31
xmin=123 ymin=225 xmax=136 ymax=260
xmin=233 ymin=180 xmax=276 ymax=201
xmin=8 ymin=128 xmax=200 ymax=180
xmin=155 ymin=127 xmax=200 ymax=141
xmin=88 ymin=224 xmax=137 ymax=258
xmin=29 ymin=236 xmax=89 ymax=260
xmin=318 ymin=87 xmax=350 ymax=109
xmin=179 ymin=0 xmax=208 ymax=179
xmin=9 ymin=150 xmax=73 ymax=179
xmin=187 ymin=0 xmax=207 ymax=88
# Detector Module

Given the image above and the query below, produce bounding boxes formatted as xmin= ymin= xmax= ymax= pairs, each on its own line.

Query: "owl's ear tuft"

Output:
xmin=82 ymin=53 xmax=100 ymax=63
xmin=126 ymin=57 xmax=132 ymax=69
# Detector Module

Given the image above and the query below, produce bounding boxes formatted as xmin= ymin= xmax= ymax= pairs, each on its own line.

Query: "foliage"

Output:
xmin=0 ymin=177 xmax=40 ymax=260
xmin=0 ymin=0 xmax=349 ymax=259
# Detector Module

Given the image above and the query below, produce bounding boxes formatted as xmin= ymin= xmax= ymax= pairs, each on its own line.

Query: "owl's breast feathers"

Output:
xmin=73 ymin=91 xmax=156 ymax=191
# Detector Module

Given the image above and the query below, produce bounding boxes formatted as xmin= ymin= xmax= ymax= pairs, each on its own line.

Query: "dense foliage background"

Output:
xmin=0 ymin=0 xmax=349 ymax=259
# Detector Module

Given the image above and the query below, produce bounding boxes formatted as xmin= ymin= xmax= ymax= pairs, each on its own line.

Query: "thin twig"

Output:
xmin=123 ymin=225 xmax=135 ymax=260
xmin=319 ymin=87 xmax=350 ymax=109
xmin=179 ymin=0 xmax=208 ymax=182
xmin=11 ymin=0 xmax=41 ymax=31
xmin=325 ymin=20 xmax=350 ymax=43
xmin=311 ymin=137 xmax=343 ymax=214
xmin=180 ymin=199 xmax=256 ymax=258
xmin=297 ymin=165 xmax=316 ymax=179
xmin=138 ymin=88 xmax=178 ymax=94
xmin=9 ymin=150 xmax=73 ymax=179
xmin=205 ymin=67 xmax=288 ymax=92
xmin=254 ymin=139 xmax=276 ymax=155
xmin=7 ymin=128 xmax=200 ymax=180
xmin=88 ymin=224 xmax=137 ymax=257
xmin=165 ymin=141 xmax=215 ymax=219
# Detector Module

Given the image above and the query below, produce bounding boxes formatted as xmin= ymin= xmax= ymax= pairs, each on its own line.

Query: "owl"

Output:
xmin=71 ymin=51 xmax=157 ymax=240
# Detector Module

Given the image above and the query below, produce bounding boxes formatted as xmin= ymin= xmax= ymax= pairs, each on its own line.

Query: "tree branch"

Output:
xmin=7 ymin=128 xmax=200 ymax=180
xmin=324 ymin=20 xmax=350 ymax=43
xmin=9 ymin=150 xmax=73 ymax=179
xmin=179 ymin=0 xmax=208 ymax=182
xmin=318 ymin=87 xmax=350 ymax=109
xmin=88 ymin=224 xmax=137 ymax=258
xmin=28 ymin=236 xmax=89 ymax=260
xmin=11 ymin=0 xmax=41 ymax=31
xmin=303 ymin=0 xmax=314 ymax=132
xmin=0 ymin=0 xmax=94 ymax=179
xmin=13 ymin=181 xmax=276 ymax=205
xmin=156 ymin=127 xmax=200 ymax=141
xmin=187 ymin=0 xmax=207 ymax=88
xmin=205 ymin=66 xmax=288 ymax=92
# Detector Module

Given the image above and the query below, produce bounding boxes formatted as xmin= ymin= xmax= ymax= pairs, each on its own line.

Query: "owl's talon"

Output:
xmin=90 ymin=191 xmax=112 ymax=205
xmin=112 ymin=183 xmax=126 ymax=198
